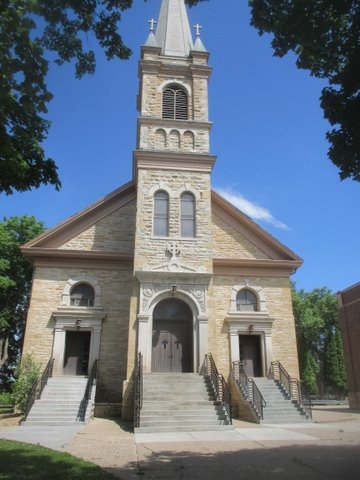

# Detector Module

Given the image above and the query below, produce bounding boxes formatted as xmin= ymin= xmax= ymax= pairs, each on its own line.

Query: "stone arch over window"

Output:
xmin=162 ymin=84 xmax=188 ymax=120
xmin=180 ymin=191 xmax=196 ymax=238
xmin=183 ymin=130 xmax=195 ymax=150
xmin=61 ymin=276 xmax=102 ymax=308
xmin=230 ymin=282 xmax=267 ymax=313
xmin=155 ymin=128 xmax=166 ymax=149
xmin=168 ymin=129 xmax=180 ymax=150
xmin=153 ymin=190 xmax=169 ymax=237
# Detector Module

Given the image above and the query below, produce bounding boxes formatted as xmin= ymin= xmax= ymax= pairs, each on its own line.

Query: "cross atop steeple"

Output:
xmin=193 ymin=23 xmax=202 ymax=38
xmin=148 ymin=18 xmax=157 ymax=33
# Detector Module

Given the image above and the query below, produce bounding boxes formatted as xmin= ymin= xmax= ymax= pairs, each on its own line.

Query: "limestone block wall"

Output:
xmin=22 ymin=263 xmax=134 ymax=404
xmin=209 ymin=274 xmax=299 ymax=380
xmin=134 ymin=168 xmax=213 ymax=273
xmin=212 ymin=210 xmax=271 ymax=260
xmin=61 ymin=201 xmax=136 ymax=252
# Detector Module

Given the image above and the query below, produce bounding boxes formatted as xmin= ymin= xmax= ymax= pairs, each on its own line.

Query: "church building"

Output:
xmin=21 ymin=0 xmax=304 ymax=425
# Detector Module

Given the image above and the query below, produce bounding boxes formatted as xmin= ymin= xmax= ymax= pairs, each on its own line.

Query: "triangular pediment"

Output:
xmin=211 ymin=190 xmax=302 ymax=273
xmin=22 ymin=182 xmax=136 ymax=259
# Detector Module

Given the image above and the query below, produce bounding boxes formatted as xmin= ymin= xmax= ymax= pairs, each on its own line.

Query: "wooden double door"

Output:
xmin=152 ymin=299 xmax=193 ymax=373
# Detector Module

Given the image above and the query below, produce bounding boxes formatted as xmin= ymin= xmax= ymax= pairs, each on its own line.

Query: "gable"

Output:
xmin=211 ymin=190 xmax=302 ymax=274
xmin=22 ymin=182 xmax=136 ymax=259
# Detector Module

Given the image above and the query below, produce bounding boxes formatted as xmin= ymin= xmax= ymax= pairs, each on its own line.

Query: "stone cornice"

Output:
xmin=133 ymin=150 xmax=216 ymax=178
xmin=21 ymin=248 xmax=134 ymax=270
xmin=213 ymin=258 xmax=302 ymax=277
xmin=137 ymin=116 xmax=212 ymax=131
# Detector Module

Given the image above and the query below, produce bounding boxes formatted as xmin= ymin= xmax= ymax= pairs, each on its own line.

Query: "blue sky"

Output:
xmin=1 ymin=0 xmax=359 ymax=293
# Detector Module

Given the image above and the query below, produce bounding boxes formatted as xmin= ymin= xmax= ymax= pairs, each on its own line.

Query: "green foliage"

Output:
xmin=0 ymin=439 xmax=117 ymax=479
xmin=0 ymin=216 xmax=45 ymax=389
xmin=0 ymin=391 xmax=12 ymax=405
xmin=11 ymin=354 xmax=41 ymax=414
xmin=0 ymin=0 xmax=135 ymax=195
xmin=249 ymin=0 xmax=360 ymax=182
xmin=292 ymin=284 xmax=347 ymax=398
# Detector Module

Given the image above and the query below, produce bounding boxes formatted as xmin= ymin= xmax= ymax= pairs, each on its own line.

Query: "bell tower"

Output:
xmin=132 ymin=0 xmax=216 ymax=372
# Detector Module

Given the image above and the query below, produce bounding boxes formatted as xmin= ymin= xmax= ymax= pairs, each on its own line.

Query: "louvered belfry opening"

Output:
xmin=162 ymin=85 xmax=188 ymax=120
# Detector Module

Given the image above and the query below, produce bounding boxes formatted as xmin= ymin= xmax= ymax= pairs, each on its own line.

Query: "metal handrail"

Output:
xmin=204 ymin=353 xmax=232 ymax=424
xmin=24 ymin=357 xmax=54 ymax=419
xmin=134 ymin=352 xmax=143 ymax=428
xmin=269 ymin=361 xmax=312 ymax=419
xmin=232 ymin=361 xmax=266 ymax=420
xmin=78 ymin=359 xmax=98 ymax=421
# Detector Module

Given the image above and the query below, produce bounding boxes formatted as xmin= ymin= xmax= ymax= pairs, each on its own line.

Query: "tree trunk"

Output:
xmin=0 ymin=337 xmax=9 ymax=369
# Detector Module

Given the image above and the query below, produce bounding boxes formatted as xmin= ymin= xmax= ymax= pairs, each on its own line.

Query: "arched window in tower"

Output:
xmin=180 ymin=192 xmax=196 ymax=238
xmin=70 ymin=283 xmax=95 ymax=307
xmin=153 ymin=190 xmax=169 ymax=237
xmin=236 ymin=289 xmax=258 ymax=312
xmin=162 ymin=85 xmax=188 ymax=120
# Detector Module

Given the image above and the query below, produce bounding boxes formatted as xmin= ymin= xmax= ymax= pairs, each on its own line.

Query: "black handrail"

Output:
xmin=78 ymin=359 xmax=98 ymax=421
xmin=269 ymin=361 xmax=312 ymax=419
xmin=134 ymin=352 xmax=143 ymax=428
xmin=204 ymin=353 xmax=232 ymax=424
xmin=24 ymin=358 xmax=54 ymax=419
xmin=232 ymin=361 xmax=266 ymax=420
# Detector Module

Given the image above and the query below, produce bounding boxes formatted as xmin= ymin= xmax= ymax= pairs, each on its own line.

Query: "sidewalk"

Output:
xmin=1 ymin=406 xmax=360 ymax=480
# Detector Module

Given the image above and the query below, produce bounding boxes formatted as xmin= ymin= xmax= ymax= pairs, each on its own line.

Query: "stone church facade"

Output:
xmin=21 ymin=0 xmax=302 ymax=419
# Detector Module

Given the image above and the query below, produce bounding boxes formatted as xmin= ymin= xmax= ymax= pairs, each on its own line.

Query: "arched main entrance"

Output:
xmin=152 ymin=298 xmax=193 ymax=372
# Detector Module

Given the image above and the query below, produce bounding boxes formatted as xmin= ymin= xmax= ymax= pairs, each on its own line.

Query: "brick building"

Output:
xmin=21 ymin=0 xmax=303 ymax=422
xmin=338 ymin=283 xmax=360 ymax=409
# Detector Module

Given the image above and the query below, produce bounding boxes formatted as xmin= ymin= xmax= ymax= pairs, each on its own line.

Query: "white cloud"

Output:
xmin=215 ymin=187 xmax=290 ymax=231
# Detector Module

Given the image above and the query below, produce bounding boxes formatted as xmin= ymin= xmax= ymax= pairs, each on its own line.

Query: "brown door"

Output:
xmin=63 ymin=331 xmax=91 ymax=375
xmin=239 ymin=335 xmax=262 ymax=377
xmin=152 ymin=299 xmax=192 ymax=372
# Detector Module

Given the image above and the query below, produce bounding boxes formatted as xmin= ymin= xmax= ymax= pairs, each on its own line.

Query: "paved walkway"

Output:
xmin=1 ymin=406 xmax=360 ymax=479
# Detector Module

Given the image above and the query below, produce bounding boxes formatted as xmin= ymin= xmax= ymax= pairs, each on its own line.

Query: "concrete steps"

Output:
xmin=23 ymin=376 xmax=95 ymax=427
xmin=254 ymin=377 xmax=312 ymax=424
xmin=135 ymin=373 xmax=233 ymax=433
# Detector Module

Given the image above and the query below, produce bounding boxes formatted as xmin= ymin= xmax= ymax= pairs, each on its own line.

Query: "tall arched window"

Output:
xmin=162 ymin=85 xmax=188 ymax=120
xmin=70 ymin=283 xmax=95 ymax=307
xmin=180 ymin=192 xmax=195 ymax=238
xmin=236 ymin=289 xmax=258 ymax=312
xmin=154 ymin=190 xmax=169 ymax=237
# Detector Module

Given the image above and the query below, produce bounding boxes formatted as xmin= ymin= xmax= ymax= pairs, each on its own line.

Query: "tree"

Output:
xmin=249 ymin=1 xmax=360 ymax=182
xmin=292 ymin=285 xmax=347 ymax=398
xmin=0 ymin=0 xmax=206 ymax=195
xmin=0 ymin=216 xmax=45 ymax=390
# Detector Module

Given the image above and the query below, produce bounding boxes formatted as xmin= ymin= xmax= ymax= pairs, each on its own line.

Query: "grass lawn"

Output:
xmin=0 ymin=439 xmax=117 ymax=479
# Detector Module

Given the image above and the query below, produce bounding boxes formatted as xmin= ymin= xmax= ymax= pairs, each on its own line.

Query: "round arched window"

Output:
xmin=70 ymin=283 xmax=95 ymax=307
xmin=236 ymin=289 xmax=258 ymax=312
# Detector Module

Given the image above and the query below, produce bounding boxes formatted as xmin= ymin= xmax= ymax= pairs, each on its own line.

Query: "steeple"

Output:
xmin=155 ymin=0 xmax=194 ymax=56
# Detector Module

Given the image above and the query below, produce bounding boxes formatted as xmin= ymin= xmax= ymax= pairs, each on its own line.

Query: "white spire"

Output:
xmin=155 ymin=0 xmax=194 ymax=57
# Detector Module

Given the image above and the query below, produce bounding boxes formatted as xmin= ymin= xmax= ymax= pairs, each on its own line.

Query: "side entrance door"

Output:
xmin=239 ymin=334 xmax=262 ymax=377
xmin=63 ymin=331 xmax=91 ymax=375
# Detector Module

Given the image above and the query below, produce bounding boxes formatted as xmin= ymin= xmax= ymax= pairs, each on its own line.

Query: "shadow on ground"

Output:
xmin=107 ymin=443 xmax=360 ymax=480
